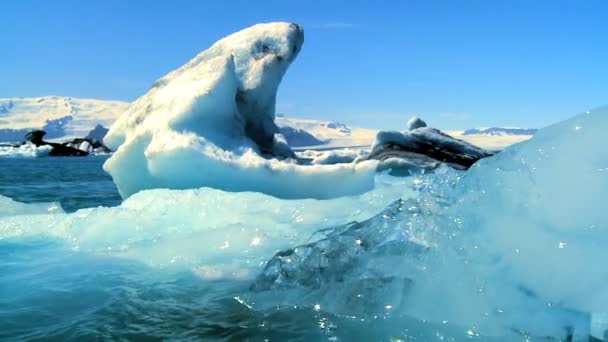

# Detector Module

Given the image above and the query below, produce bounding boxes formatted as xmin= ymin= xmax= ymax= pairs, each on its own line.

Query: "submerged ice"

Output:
xmin=103 ymin=22 xmax=375 ymax=200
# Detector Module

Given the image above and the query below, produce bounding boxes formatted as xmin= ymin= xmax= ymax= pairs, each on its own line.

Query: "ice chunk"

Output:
xmin=0 ymin=195 xmax=63 ymax=217
xmin=103 ymin=22 xmax=376 ymax=199
xmin=368 ymin=127 xmax=493 ymax=170
xmin=406 ymin=116 xmax=427 ymax=131
xmin=311 ymin=148 xmax=364 ymax=165
xmin=0 ymin=177 xmax=415 ymax=271
xmin=251 ymin=107 xmax=608 ymax=339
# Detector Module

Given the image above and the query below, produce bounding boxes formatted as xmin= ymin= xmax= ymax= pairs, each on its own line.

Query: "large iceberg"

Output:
xmin=103 ymin=22 xmax=375 ymax=199
xmin=251 ymin=107 xmax=608 ymax=339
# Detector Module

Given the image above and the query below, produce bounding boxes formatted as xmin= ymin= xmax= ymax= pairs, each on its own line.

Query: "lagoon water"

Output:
xmin=0 ymin=156 xmax=499 ymax=341
xmin=0 ymin=156 xmax=430 ymax=341
xmin=0 ymin=156 xmax=121 ymax=212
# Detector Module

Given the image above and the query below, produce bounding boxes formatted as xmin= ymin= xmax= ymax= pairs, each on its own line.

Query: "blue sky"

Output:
xmin=2 ymin=0 xmax=606 ymax=130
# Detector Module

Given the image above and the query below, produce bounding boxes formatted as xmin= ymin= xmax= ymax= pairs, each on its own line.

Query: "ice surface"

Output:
xmin=0 ymin=176 xmax=414 ymax=274
xmin=0 ymin=195 xmax=63 ymax=217
xmin=103 ymin=23 xmax=376 ymax=199
xmin=252 ymin=107 xmax=608 ymax=339
xmin=311 ymin=148 xmax=365 ymax=165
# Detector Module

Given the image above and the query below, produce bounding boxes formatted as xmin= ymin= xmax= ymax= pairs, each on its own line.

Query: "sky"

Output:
xmin=2 ymin=0 xmax=607 ymax=130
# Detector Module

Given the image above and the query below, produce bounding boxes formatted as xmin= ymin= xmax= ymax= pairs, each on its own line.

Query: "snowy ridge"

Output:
xmin=0 ymin=96 xmax=128 ymax=142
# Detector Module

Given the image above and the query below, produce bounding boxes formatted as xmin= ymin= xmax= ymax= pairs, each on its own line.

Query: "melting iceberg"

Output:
xmin=103 ymin=22 xmax=376 ymax=199
xmin=251 ymin=107 xmax=608 ymax=339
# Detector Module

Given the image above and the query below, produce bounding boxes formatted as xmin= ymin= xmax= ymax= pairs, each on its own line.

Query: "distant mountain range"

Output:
xmin=0 ymin=96 xmax=536 ymax=150
xmin=0 ymin=96 xmax=127 ymax=142
xmin=0 ymin=97 xmax=369 ymax=148
xmin=462 ymin=127 xmax=538 ymax=136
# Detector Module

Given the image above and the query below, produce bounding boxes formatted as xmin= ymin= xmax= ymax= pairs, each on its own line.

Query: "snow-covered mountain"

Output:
xmin=275 ymin=116 xmax=377 ymax=149
xmin=0 ymin=95 xmax=374 ymax=148
xmin=462 ymin=127 xmax=538 ymax=136
xmin=0 ymin=96 xmax=128 ymax=142
xmin=448 ymin=126 xmax=537 ymax=150
xmin=0 ymin=95 xmax=533 ymax=151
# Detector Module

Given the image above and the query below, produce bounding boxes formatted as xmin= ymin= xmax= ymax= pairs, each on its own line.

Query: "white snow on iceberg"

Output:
xmin=103 ymin=22 xmax=376 ymax=199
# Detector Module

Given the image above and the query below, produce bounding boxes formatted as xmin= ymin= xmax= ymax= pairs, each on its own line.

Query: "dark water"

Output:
xmin=0 ymin=238 xmax=457 ymax=342
xmin=0 ymin=156 xmax=121 ymax=212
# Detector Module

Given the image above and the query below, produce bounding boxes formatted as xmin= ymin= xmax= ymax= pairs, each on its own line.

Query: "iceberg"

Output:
xmin=0 ymin=196 xmax=62 ymax=217
xmin=368 ymin=121 xmax=494 ymax=171
xmin=310 ymin=148 xmax=365 ymax=165
xmin=252 ymin=107 xmax=608 ymax=339
xmin=103 ymin=22 xmax=376 ymax=199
